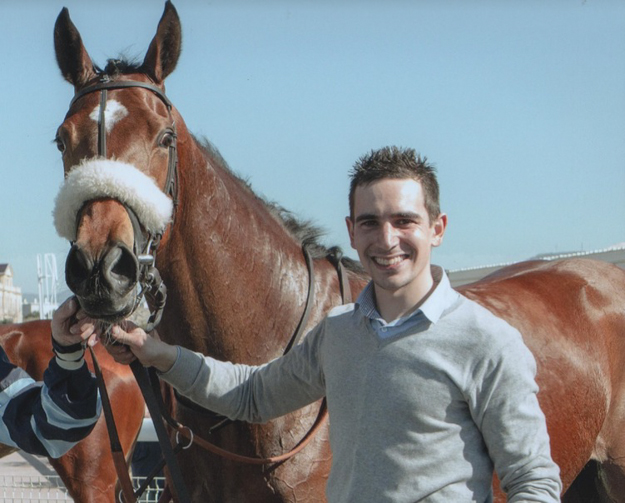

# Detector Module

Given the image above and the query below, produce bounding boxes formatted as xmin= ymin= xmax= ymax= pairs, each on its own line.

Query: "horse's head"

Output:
xmin=53 ymin=2 xmax=181 ymax=321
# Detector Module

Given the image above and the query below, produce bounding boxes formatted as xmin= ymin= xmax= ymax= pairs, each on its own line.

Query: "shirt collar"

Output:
xmin=355 ymin=265 xmax=458 ymax=325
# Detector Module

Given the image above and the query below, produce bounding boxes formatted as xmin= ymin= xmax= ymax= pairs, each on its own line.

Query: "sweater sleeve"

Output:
xmin=467 ymin=328 xmax=562 ymax=502
xmin=160 ymin=323 xmax=327 ymax=423
xmin=0 ymin=347 xmax=101 ymax=458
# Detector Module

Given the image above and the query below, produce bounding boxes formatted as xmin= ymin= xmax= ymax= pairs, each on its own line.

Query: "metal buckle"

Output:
xmin=176 ymin=426 xmax=194 ymax=450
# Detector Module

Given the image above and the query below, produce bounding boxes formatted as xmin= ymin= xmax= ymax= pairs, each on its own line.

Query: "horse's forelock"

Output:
xmin=101 ymin=57 xmax=143 ymax=77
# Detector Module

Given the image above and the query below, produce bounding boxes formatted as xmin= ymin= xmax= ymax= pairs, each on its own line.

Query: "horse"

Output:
xmin=457 ymin=259 xmax=625 ymax=502
xmin=0 ymin=320 xmax=145 ymax=502
xmin=50 ymin=2 xmax=625 ymax=501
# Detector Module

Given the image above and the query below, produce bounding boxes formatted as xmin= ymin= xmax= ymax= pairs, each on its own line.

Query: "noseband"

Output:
xmin=69 ymin=77 xmax=179 ymax=328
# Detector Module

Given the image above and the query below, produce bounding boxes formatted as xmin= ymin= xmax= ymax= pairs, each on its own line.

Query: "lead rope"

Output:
xmin=87 ymin=81 xmax=140 ymax=503
xmin=95 ymin=246 xmax=351 ymax=501
xmin=130 ymin=360 xmax=191 ymax=503
xmin=70 ymin=77 xmax=182 ymax=503
xmin=146 ymin=246 xmax=352 ymax=466
xmin=90 ymin=83 xmax=186 ymax=502
xmin=89 ymin=346 xmax=137 ymax=503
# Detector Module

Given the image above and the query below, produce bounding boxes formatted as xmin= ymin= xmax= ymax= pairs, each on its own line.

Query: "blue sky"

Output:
xmin=1 ymin=0 xmax=624 ymax=295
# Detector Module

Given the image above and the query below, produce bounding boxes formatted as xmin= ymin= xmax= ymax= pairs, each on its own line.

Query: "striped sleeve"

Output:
xmin=0 ymin=347 xmax=101 ymax=458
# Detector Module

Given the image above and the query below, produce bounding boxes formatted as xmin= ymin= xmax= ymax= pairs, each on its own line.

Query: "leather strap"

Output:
xmin=89 ymin=346 xmax=137 ymax=503
xmin=131 ymin=360 xmax=190 ymax=503
xmin=284 ymin=245 xmax=315 ymax=354
xmin=70 ymin=80 xmax=173 ymax=110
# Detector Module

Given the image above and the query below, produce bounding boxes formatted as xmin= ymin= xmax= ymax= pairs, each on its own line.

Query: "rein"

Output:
xmin=140 ymin=247 xmax=351 ymax=490
xmin=95 ymin=245 xmax=351 ymax=502
xmin=70 ymin=78 xmax=352 ymax=502
xmin=171 ymin=247 xmax=353 ymax=465
xmin=71 ymin=76 xmax=186 ymax=503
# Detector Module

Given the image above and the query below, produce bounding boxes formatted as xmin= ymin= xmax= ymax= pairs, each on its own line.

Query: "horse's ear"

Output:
xmin=141 ymin=1 xmax=182 ymax=84
xmin=54 ymin=8 xmax=97 ymax=87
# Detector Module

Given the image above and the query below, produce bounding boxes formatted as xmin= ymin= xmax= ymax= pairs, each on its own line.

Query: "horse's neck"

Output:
xmin=157 ymin=140 xmax=319 ymax=363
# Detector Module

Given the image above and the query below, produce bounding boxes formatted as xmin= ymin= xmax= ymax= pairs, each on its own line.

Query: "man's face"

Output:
xmin=346 ymin=178 xmax=447 ymax=303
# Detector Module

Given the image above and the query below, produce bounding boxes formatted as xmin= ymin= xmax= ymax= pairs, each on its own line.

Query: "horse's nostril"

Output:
xmin=65 ymin=245 xmax=92 ymax=294
xmin=103 ymin=244 xmax=139 ymax=294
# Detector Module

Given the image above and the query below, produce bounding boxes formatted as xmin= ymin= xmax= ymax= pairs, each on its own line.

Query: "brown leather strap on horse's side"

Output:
xmin=131 ymin=360 xmax=190 ymax=503
xmin=283 ymin=245 xmax=315 ymax=354
xmin=160 ymin=247 xmax=351 ymax=465
xmin=174 ymin=399 xmax=328 ymax=465
xmin=125 ymin=246 xmax=352 ymax=495
xmin=143 ymin=357 xmax=329 ymax=466
xmin=327 ymin=246 xmax=352 ymax=304
xmin=89 ymin=346 xmax=137 ymax=503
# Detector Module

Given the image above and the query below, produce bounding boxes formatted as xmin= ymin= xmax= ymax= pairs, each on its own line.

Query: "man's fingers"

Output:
xmin=111 ymin=326 xmax=133 ymax=346
xmin=55 ymin=297 xmax=77 ymax=326
xmin=69 ymin=317 xmax=101 ymax=340
xmin=105 ymin=341 xmax=137 ymax=364
xmin=62 ymin=297 xmax=78 ymax=316
xmin=109 ymin=350 xmax=136 ymax=365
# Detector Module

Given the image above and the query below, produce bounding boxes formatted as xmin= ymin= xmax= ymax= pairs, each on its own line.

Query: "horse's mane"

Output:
xmin=195 ymin=137 xmax=363 ymax=272
xmin=96 ymin=57 xmax=363 ymax=273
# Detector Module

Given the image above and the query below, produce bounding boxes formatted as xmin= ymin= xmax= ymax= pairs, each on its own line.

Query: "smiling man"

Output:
xmin=104 ymin=146 xmax=561 ymax=502
xmin=346 ymin=167 xmax=446 ymax=322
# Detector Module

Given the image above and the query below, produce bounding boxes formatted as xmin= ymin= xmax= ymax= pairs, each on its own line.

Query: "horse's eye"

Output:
xmin=54 ymin=136 xmax=66 ymax=153
xmin=158 ymin=131 xmax=175 ymax=148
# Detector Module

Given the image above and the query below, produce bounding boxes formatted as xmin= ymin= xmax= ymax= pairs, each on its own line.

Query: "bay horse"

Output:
xmin=51 ymin=2 xmax=625 ymax=502
xmin=0 ymin=320 xmax=145 ymax=502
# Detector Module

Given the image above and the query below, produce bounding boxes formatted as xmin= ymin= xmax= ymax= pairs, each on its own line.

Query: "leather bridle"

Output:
xmin=70 ymin=76 xmax=179 ymax=330
xmin=69 ymin=75 xmax=187 ymax=502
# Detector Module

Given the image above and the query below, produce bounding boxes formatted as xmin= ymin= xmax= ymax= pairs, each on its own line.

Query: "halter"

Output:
xmin=70 ymin=76 xmax=179 ymax=329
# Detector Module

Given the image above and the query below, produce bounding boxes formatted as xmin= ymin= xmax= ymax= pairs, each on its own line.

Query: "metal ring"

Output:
xmin=176 ymin=426 xmax=194 ymax=450
xmin=118 ymin=489 xmax=125 ymax=503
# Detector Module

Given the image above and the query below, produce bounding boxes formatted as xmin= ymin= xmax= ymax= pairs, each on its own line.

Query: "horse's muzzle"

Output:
xmin=65 ymin=242 xmax=139 ymax=320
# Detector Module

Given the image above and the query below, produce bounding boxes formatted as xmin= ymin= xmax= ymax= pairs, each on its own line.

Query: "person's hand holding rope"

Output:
xmin=106 ymin=322 xmax=178 ymax=373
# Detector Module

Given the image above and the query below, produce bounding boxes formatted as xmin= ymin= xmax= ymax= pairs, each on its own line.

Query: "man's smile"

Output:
xmin=371 ymin=254 xmax=409 ymax=267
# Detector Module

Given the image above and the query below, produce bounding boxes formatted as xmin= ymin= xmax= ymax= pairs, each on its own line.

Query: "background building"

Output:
xmin=0 ymin=264 xmax=23 ymax=323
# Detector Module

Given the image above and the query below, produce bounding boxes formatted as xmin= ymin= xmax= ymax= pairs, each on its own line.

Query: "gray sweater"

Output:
xmin=161 ymin=269 xmax=561 ymax=502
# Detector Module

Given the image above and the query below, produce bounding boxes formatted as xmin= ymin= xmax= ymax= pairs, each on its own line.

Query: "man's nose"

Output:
xmin=379 ymin=222 xmax=399 ymax=248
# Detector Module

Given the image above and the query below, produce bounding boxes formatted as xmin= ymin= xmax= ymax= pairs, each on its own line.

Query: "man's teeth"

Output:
xmin=374 ymin=256 xmax=404 ymax=266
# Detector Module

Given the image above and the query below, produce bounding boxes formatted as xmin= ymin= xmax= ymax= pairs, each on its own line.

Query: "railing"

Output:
xmin=0 ymin=475 xmax=165 ymax=502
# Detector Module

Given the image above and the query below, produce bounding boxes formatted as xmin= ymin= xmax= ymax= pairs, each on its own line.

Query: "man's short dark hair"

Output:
xmin=348 ymin=146 xmax=441 ymax=222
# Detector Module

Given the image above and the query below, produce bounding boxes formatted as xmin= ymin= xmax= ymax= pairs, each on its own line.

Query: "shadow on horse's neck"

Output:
xmin=157 ymin=132 xmax=314 ymax=363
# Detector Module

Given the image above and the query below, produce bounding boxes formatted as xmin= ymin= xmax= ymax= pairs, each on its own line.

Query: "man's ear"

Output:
xmin=431 ymin=213 xmax=448 ymax=247
xmin=345 ymin=216 xmax=356 ymax=249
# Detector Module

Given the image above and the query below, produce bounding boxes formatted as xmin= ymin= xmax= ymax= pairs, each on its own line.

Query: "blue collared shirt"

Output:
xmin=355 ymin=265 xmax=459 ymax=339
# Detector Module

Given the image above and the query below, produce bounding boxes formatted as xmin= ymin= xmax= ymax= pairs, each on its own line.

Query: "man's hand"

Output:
xmin=106 ymin=323 xmax=178 ymax=373
xmin=51 ymin=297 xmax=100 ymax=348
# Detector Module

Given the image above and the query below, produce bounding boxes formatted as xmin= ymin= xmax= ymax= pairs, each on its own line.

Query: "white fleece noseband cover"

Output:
xmin=53 ymin=159 xmax=173 ymax=241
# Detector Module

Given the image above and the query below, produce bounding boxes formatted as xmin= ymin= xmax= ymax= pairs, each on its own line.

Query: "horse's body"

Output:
xmin=0 ymin=320 xmax=144 ymax=502
xmin=458 ymin=259 xmax=625 ymax=502
xmin=51 ymin=2 xmax=625 ymax=502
